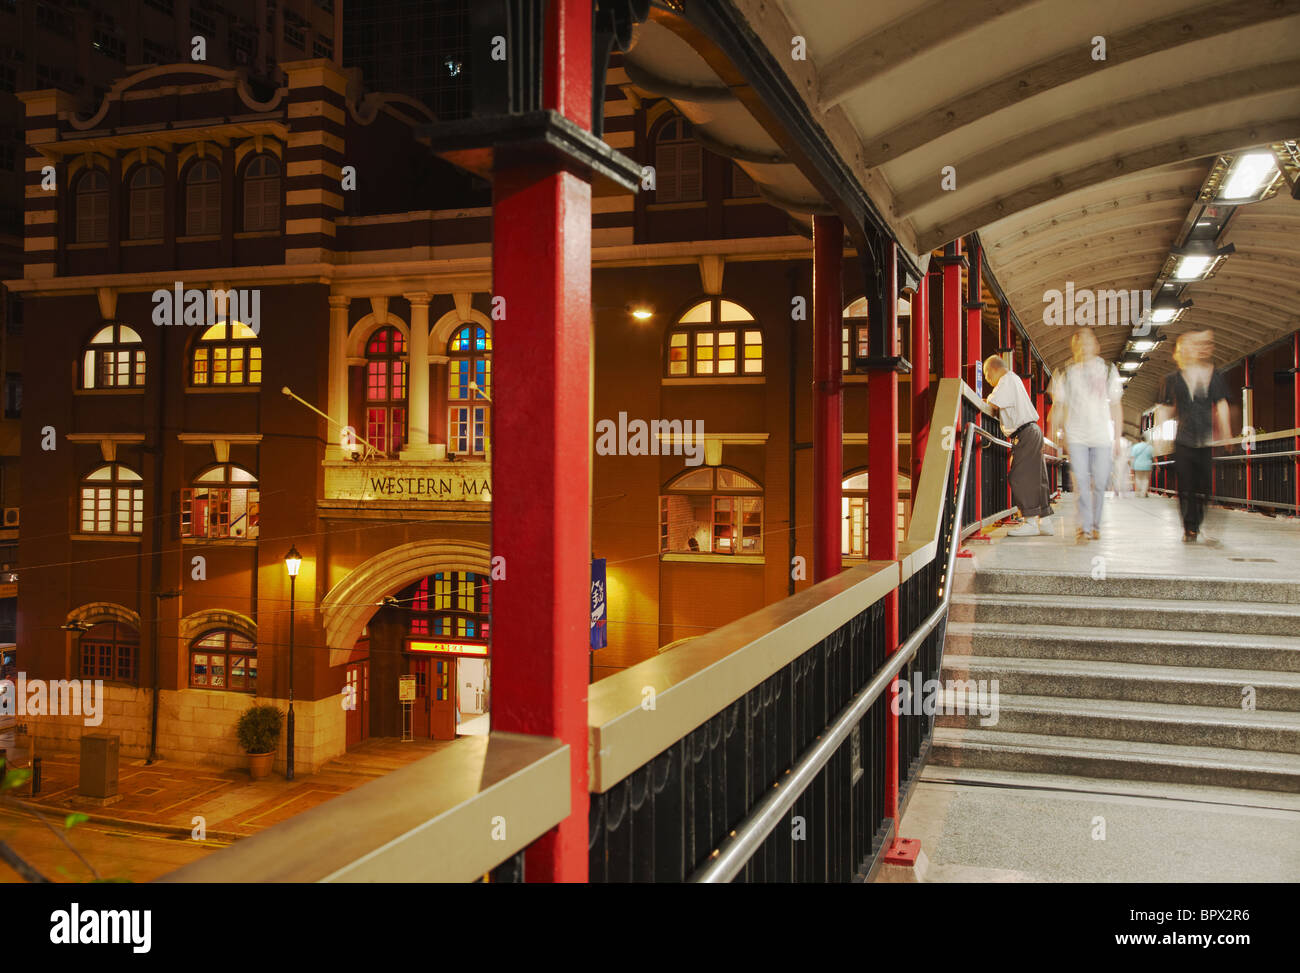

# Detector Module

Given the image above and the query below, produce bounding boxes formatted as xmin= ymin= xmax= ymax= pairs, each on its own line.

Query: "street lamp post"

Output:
xmin=284 ymin=545 xmax=302 ymax=781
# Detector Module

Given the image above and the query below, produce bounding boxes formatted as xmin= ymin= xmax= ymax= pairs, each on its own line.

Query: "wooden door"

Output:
xmin=409 ymin=657 xmax=431 ymax=738
xmin=344 ymin=659 xmax=369 ymax=748
xmin=429 ymin=656 xmax=457 ymax=740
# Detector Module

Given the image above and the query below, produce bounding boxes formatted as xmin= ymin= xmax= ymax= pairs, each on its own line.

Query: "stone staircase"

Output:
xmin=929 ymin=568 xmax=1300 ymax=792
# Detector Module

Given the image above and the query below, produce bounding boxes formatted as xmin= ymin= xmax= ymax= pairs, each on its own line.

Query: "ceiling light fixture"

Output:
xmin=1219 ymin=151 xmax=1279 ymax=201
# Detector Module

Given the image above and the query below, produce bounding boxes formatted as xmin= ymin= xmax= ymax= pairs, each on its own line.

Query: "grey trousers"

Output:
xmin=1010 ymin=422 xmax=1054 ymax=518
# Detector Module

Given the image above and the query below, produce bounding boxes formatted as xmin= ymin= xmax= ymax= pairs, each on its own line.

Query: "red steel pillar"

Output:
xmin=941 ymin=241 xmax=962 ymax=380
xmin=812 ymin=215 xmax=844 ymax=582
xmin=1243 ymin=355 xmax=1253 ymax=506
xmin=1295 ymin=332 xmax=1299 ymax=513
xmin=965 ymin=243 xmax=983 ymax=393
xmin=869 ymin=242 xmax=902 ymax=827
xmin=910 ymin=271 xmax=931 ymax=492
xmin=490 ymin=0 xmax=593 ymax=883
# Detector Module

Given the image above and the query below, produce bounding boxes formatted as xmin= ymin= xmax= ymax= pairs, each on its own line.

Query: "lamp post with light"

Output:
xmin=283 ymin=545 xmax=302 ymax=780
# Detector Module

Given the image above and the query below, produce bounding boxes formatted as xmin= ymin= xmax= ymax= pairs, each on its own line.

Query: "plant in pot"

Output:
xmin=236 ymin=704 xmax=283 ymax=780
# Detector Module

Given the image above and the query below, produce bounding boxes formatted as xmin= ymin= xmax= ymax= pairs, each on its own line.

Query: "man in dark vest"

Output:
xmin=1158 ymin=330 xmax=1230 ymax=542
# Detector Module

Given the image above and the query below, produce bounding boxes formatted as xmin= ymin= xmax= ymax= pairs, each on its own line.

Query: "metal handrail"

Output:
xmin=690 ymin=422 xmax=978 ymax=883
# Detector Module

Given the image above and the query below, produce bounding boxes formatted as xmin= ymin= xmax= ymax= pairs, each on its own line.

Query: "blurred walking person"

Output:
xmin=1049 ymin=329 xmax=1124 ymax=542
xmin=984 ymin=355 xmax=1055 ymax=536
xmin=1130 ymin=437 xmax=1154 ymax=497
xmin=1157 ymin=330 xmax=1230 ymax=542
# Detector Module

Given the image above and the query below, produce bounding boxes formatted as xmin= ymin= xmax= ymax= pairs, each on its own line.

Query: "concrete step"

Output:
xmin=942 ymin=655 xmax=1300 ymax=711
xmin=935 ymin=693 xmax=1300 ymax=754
xmin=973 ymin=569 xmax=1300 ymax=605
xmin=946 ymin=621 xmax=1300 ymax=673
xmin=929 ymin=726 xmax=1300 ymax=793
xmin=953 ymin=592 xmax=1300 ymax=637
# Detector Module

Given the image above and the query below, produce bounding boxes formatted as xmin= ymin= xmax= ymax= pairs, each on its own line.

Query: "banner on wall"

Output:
xmin=590 ymin=558 xmax=607 ymax=651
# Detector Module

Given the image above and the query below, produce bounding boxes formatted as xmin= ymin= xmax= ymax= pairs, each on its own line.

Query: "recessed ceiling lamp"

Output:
xmin=1120 ymin=361 xmax=1142 ymax=372
xmin=1160 ymin=244 xmax=1234 ymax=283
xmin=1219 ymin=151 xmax=1280 ymax=201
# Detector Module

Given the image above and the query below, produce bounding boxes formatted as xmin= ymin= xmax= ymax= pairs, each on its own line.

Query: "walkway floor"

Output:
xmin=973 ymin=492 xmax=1300 ymax=580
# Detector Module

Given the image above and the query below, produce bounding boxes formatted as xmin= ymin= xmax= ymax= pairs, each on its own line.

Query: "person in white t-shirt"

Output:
xmin=1048 ymin=329 xmax=1124 ymax=542
xmin=984 ymin=355 xmax=1054 ymax=536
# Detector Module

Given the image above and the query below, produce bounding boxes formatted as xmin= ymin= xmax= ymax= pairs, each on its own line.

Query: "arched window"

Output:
xmin=184 ymin=159 xmax=221 ymax=236
xmin=842 ymin=297 xmax=869 ymax=372
xmin=181 ymin=464 xmax=259 ymax=539
xmin=842 ymin=469 xmax=912 ymax=557
xmin=653 ymin=115 xmax=703 ymax=203
xmin=82 ymin=323 xmax=145 ymax=389
xmin=192 ymin=321 xmax=261 ymax=386
xmin=659 ymin=466 xmax=763 ymax=556
xmin=242 ymin=154 xmax=280 ymax=231
xmin=127 ymin=165 xmax=164 ymax=239
xmin=666 ymin=299 xmax=763 ymax=378
xmin=406 ymin=571 xmax=491 ymax=642
xmin=189 ymin=630 xmax=257 ymax=691
xmin=75 ymin=169 xmax=109 ymax=243
xmin=79 ymin=621 xmax=139 ymax=683
xmin=80 ymin=463 xmax=144 ymax=535
xmin=447 ymin=323 xmax=490 ymax=455
xmin=365 ymin=326 xmax=407 ymax=454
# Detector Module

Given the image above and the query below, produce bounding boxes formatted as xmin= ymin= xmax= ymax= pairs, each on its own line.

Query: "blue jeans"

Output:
xmin=1070 ymin=445 xmax=1112 ymax=533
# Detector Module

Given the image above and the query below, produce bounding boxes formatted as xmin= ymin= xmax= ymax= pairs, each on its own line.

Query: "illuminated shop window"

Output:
xmin=448 ymin=324 xmax=491 ymax=455
xmin=665 ymin=299 xmax=763 ymax=378
xmin=192 ymin=321 xmax=261 ymax=386
xmin=405 ymin=571 xmax=491 ymax=641
xmin=82 ymin=323 xmax=146 ymax=389
xmin=659 ymin=466 xmax=764 ymax=556
xmin=184 ymin=159 xmax=221 ymax=236
xmin=365 ymin=326 xmax=407 ymax=454
xmin=653 ymin=114 xmax=703 ymax=203
xmin=181 ymin=464 xmax=260 ymax=539
xmin=79 ymin=621 xmax=139 ymax=683
xmin=79 ymin=463 xmax=144 ymax=535
xmin=128 ymin=165 xmax=164 ymax=240
xmin=189 ymin=630 xmax=257 ymax=692
xmin=242 ymin=154 xmax=281 ymax=231
xmin=75 ymin=169 xmax=109 ymax=243
xmin=841 ymin=469 xmax=912 ymax=557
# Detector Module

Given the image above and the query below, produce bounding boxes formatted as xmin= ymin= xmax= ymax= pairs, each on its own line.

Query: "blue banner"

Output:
xmin=590 ymin=558 xmax=607 ymax=651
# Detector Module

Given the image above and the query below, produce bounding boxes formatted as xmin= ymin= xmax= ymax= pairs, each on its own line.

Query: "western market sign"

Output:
xmin=323 ymin=460 xmax=492 ymax=503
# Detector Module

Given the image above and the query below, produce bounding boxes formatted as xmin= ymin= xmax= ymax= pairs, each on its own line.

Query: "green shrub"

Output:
xmin=236 ymin=704 xmax=283 ymax=754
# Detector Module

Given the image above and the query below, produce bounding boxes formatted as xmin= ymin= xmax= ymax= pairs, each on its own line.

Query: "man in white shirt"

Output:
xmin=984 ymin=355 xmax=1054 ymax=536
xmin=1048 ymin=329 xmax=1124 ymax=542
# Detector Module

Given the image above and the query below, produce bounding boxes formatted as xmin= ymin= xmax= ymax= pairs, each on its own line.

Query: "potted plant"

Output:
xmin=236 ymin=704 xmax=283 ymax=780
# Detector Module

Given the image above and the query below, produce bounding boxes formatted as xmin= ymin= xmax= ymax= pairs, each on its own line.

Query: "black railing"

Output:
xmin=897 ymin=530 xmax=947 ymax=802
xmin=958 ymin=393 xmax=1013 ymax=532
xmin=1153 ymin=430 xmax=1299 ymax=514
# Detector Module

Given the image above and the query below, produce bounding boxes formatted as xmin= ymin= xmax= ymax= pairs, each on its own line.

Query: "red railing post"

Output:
xmin=967 ymin=241 xmax=983 ymax=522
xmin=812 ymin=215 xmax=844 ymax=582
xmin=490 ymin=0 xmax=593 ymax=883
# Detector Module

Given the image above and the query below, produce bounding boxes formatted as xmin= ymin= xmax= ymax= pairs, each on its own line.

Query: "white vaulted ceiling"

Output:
xmin=630 ymin=0 xmax=1300 ymax=419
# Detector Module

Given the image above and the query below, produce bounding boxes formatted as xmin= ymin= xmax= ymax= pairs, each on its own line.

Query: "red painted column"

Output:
xmin=910 ymin=272 xmax=931 ymax=492
xmin=1294 ymin=332 xmax=1299 ymax=513
xmin=869 ymin=242 xmax=902 ymax=824
xmin=941 ymin=242 xmax=962 ymax=380
xmin=490 ymin=0 xmax=592 ymax=883
xmin=965 ymin=243 xmax=983 ymax=393
xmin=1243 ymin=355 xmax=1252 ymax=506
xmin=812 ymin=215 xmax=844 ymax=582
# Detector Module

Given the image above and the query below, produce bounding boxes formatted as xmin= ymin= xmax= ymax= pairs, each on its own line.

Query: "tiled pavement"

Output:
xmin=4 ymin=736 xmax=455 ymax=840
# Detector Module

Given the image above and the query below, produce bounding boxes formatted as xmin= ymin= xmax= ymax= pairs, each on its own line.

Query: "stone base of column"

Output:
xmin=399 ymin=443 xmax=447 ymax=462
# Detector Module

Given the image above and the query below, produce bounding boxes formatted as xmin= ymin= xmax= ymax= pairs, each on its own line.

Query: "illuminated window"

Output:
xmin=80 ymin=463 xmax=144 ymax=535
xmin=404 ymin=571 xmax=491 ymax=642
xmin=242 ymin=154 xmax=280 ymax=231
xmin=842 ymin=297 xmax=869 ymax=373
xmin=448 ymin=324 xmax=491 ymax=455
xmin=181 ymin=464 xmax=259 ymax=539
xmin=82 ymin=324 xmax=146 ymax=389
xmin=659 ymin=466 xmax=763 ymax=556
xmin=192 ymin=321 xmax=261 ymax=386
xmin=75 ymin=169 xmax=109 ymax=243
xmin=365 ymin=326 xmax=407 ymax=454
xmin=666 ymin=299 xmax=762 ymax=378
xmin=842 ymin=470 xmax=911 ymax=557
xmin=653 ymin=115 xmax=703 ymax=203
xmin=128 ymin=165 xmax=164 ymax=240
xmin=189 ymin=630 xmax=257 ymax=692
xmin=185 ymin=159 xmax=221 ymax=236
xmin=79 ymin=621 xmax=139 ymax=683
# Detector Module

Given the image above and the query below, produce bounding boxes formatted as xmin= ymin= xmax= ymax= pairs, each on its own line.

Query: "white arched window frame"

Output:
xmin=666 ymin=299 xmax=763 ymax=378
xmin=83 ymin=323 xmax=146 ymax=389
xmin=181 ymin=464 xmax=259 ymax=540
xmin=192 ymin=321 xmax=261 ymax=386
xmin=659 ymin=466 xmax=763 ymax=556
xmin=189 ymin=629 xmax=257 ymax=692
xmin=80 ymin=463 xmax=144 ymax=535
xmin=842 ymin=469 xmax=912 ymax=557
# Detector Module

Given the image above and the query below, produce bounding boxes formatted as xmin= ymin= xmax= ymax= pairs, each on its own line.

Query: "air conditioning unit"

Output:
xmin=2 ymin=508 xmax=17 ymax=527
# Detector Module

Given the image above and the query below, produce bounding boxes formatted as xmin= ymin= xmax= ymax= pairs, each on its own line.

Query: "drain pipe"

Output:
xmin=147 ymin=589 xmax=180 ymax=764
